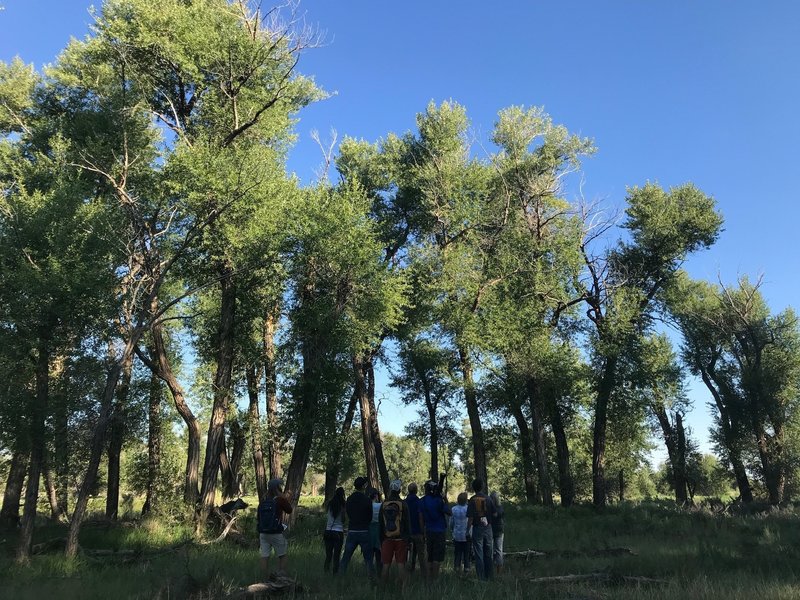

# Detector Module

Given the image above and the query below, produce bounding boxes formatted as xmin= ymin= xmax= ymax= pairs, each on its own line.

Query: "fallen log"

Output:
xmin=32 ymin=537 xmax=66 ymax=555
xmin=201 ymin=515 xmax=239 ymax=545
xmin=224 ymin=575 xmax=300 ymax=598
xmin=530 ymin=572 xmax=669 ymax=585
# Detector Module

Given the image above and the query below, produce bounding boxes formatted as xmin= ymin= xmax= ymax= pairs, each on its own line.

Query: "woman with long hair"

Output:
xmin=324 ymin=487 xmax=347 ymax=574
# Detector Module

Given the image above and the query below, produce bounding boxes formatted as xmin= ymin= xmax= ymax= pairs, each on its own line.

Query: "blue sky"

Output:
xmin=2 ymin=1 xmax=798 ymax=458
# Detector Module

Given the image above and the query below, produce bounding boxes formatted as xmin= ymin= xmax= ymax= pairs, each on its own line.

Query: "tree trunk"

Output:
xmin=43 ymin=456 xmax=64 ymax=522
xmin=324 ymin=390 xmax=358 ymax=504
xmin=263 ymin=312 xmax=281 ymax=480
xmin=66 ymin=338 xmax=136 ymax=557
xmin=17 ymin=337 xmax=49 ymax=563
xmin=526 ymin=378 xmax=553 ymax=506
xmin=652 ymin=403 xmax=688 ymax=506
xmin=149 ymin=319 xmax=200 ymax=505
xmin=284 ymin=326 xmax=322 ymax=507
xmin=355 ymin=354 xmax=381 ymax=493
xmin=698 ymin=366 xmax=753 ymax=503
xmin=219 ymin=431 xmax=235 ymax=500
xmin=592 ymin=354 xmax=617 ymax=508
xmin=754 ymin=420 xmax=783 ymax=505
xmin=458 ymin=344 xmax=488 ymax=487
xmin=142 ymin=370 xmax=162 ymax=516
xmin=246 ymin=366 xmax=268 ymax=502
xmin=549 ymin=399 xmax=574 ymax=507
xmin=225 ymin=417 xmax=246 ymax=498
xmin=106 ymin=353 xmax=134 ymax=520
xmin=618 ymin=469 xmax=624 ymax=502
xmin=53 ymin=390 xmax=69 ymax=517
xmin=510 ymin=403 xmax=538 ymax=504
xmin=674 ymin=412 xmax=691 ymax=506
xmin=198 ymin=269 xmax=237 ymax=524
xmin=1 ymin=451 xmax=28 ymax=530
xmin=366 ymin=359 xmax=390 ymax=494
xmin=425 ymin=389 xmax=439 ymax=481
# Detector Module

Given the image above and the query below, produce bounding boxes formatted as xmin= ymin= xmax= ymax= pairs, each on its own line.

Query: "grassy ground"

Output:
xmin=2 ymin=497 xmax=800 ymax=599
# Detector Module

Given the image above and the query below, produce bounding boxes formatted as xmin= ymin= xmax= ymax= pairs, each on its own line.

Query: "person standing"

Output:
xmin=490 ymin=491 xmax=505 ymax=573
xmin=339 ymin=477 xmax=375 ymax=577
xmin=404 ymin=482 xmax=427 ymax=576
xmin=379 ymin=480 xmax=410 ymax=583
xmin=257 ymin=478 xmax=293 ymax=581
xmin=324 ymin=486 xmax=347 ymax=574
xmin=450 ymin=492 xmax=471 ymax=574
xmin=369 ymin=488 xmax=383 ymax=575
xmin=420 ymin=479 xmax=451 ymax=580
xmin=467 ymin=478 xmax=495 ymax=581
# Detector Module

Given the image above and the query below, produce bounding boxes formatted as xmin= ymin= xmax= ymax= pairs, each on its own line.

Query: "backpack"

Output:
xmin=382 ymin=500 xmax=403 ymax=538
xmin=472 ymin=495 xmax=488 ymax=520
xmin=257 ymin=497 xmax=282 ymax=534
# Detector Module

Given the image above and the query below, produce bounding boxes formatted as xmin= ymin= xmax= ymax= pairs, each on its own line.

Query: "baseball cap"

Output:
xmin=354 ymin=476 xmax=368 ymax=489
xmin=390 ymin=479 xmax=402 ymax=492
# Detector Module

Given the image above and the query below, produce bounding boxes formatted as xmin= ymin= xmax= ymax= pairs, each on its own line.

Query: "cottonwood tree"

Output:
xmin=580 ymin=183 xmax=722 ymax=506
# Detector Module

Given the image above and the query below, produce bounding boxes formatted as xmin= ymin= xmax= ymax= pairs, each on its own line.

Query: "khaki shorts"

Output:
xmin=259 ymin=532 xmax=288 ymax=558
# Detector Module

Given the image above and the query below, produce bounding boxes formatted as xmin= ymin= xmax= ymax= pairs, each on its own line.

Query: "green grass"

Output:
xmin=2 ymin=498 xmax=800 ymax=599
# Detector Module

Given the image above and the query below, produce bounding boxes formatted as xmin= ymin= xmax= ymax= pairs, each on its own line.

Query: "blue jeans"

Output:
xmin=472 ymin=525 xmax=494 ymax=580
xmin=339 ymin=530 xmax=374 ymax=576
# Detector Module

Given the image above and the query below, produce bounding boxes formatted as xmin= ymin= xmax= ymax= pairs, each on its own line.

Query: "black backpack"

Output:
xmin=257 ymin=497 xmax=282 ymax=534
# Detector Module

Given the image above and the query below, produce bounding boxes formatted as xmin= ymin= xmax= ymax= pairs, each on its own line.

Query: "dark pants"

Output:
xmin=340 ymin=530 xmax=375 ymax=576
xmin=406 ymin=533 xmax=427 ymax=574
xmin=453 ymin=540 xmax=471 ymax=572
xmin=323 ymin=530 xmax=343 ymax=574
xmin=472 ymin=525 xmax=494 ymax=580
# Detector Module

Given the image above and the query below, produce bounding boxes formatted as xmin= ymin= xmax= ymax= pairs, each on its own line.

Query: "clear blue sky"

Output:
xmin=2 ymin=1 xmax=799 ymax=457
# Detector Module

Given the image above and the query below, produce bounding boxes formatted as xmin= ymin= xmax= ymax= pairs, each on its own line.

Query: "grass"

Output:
xmin=2 ymin=498 xmax=800 ymax=599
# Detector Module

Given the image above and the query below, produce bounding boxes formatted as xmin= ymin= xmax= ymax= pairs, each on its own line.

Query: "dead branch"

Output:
xmin=201 ymin=514 xmax=239 ymax=545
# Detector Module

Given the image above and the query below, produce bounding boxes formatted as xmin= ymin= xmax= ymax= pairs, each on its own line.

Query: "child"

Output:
xmin=450 ymin=492 xmax=471 ymax=574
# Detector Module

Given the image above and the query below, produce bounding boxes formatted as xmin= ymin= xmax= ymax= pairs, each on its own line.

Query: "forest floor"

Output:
xmin=1 ymin=497 xmax=800 ymax=599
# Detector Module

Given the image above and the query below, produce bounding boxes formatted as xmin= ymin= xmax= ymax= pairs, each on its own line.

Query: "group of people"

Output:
xmin=323 ymin=476 xmax=505 ymax=582
xmin=254 ymin=475 xmax=505 ymax=583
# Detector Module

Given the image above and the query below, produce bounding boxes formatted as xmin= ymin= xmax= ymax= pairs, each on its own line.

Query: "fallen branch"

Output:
xmin=202 ymin=515 xmax=239 ymax=545
xmin=530 ymin=572 xmax=668 ymax=585
xmin=505 ymin=546 xmax=635 ymax=559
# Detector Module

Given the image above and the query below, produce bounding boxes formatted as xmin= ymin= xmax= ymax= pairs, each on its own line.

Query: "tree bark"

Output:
xmin=198 ymin=268 xmax=237 ymax=523
xmin=17 ymin=337 xmax=49 ymax=562
xmin=366 ymin=359 xmax=390 ymax=494
xmin=592 ymin=354 xmax=617 ymax=508
xmin=148 ymin=317 xmax=200 ymax=505
xmin=1 ymin=451 xmax=28 ymax=530
xmin=549 ymin=399 xmax=574 ymax=507
xmin=510 ymin=403 xmax=539 ymax=504
xmin=458 ymin=344 xmax=488 ymax=488
xmin=142 ymin=370 xmax=162 ymax=516
xmin=226 ymin=417 xmax=246 ymax=498
xmin=355 ymin=354 xmax=381 ymax=493
xmin=246 ymin=366 xmax=268 ymax=502
xmin=526 ymin=378 xmax=553 ymax=506
xmin=263 ymin=312 xmax=281 ymax=480
xmin=106 ymin=353 xmax=134 ymax=520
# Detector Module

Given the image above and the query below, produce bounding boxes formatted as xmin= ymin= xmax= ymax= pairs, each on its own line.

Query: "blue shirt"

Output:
xmin=406 ymin=493 xmax=423 ymax=535
xmin=421 ymin=495 xmax=448 ymax=533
